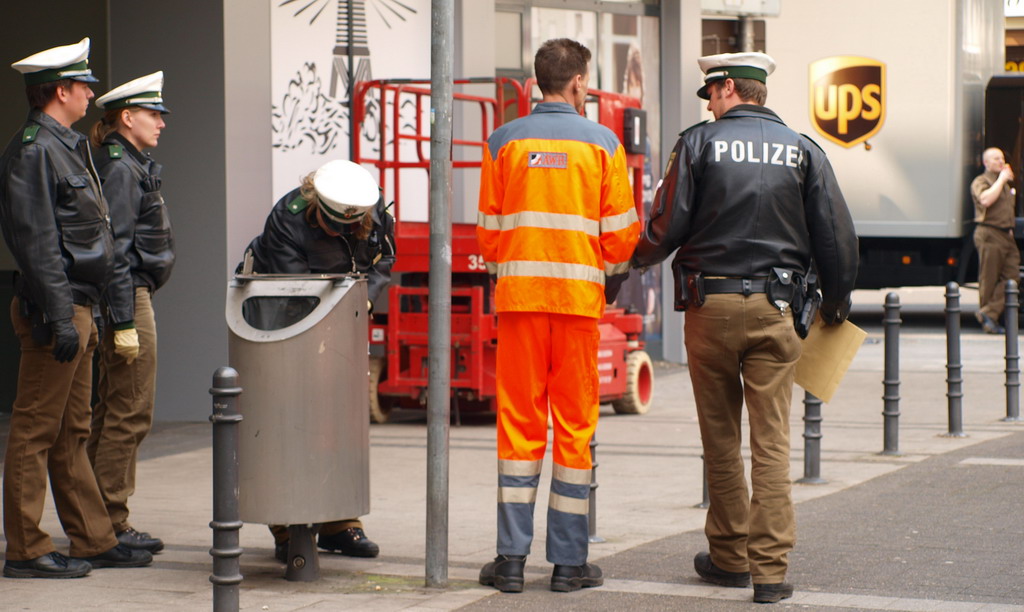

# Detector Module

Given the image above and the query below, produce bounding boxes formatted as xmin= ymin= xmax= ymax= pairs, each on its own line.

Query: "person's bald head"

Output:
xmin=982 ymin=147 xmax=1006 ymax=173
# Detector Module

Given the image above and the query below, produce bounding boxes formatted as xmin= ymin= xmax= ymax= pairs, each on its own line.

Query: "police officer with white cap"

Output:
xmin=86 ymin=71 xmax=175 ymax=555
xmin=632 ymin=52 xmax=858 ymax=603
xmin=240 ymin=159 xmax=395 ymax=563
xmin=0 ymin=38 xmax=152 ymax=578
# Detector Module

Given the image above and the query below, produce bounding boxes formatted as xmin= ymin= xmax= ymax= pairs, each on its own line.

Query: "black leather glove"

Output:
xmin=50 ymin=319 xmax=80 ymax=363
xmin=820 ymin=295 xmax=852 ymax=325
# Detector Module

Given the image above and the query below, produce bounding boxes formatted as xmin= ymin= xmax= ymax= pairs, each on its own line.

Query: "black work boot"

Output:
xmin=754 ymin=582 xmax=794 ymax=603
xmin=76 ymin=543 xmax=153 ymax=569
xmin=479 ymin=554 xmax=526 ymax=593
xmin=116 ymin=527 xmax=164 ymax=553
xmin=318 ymin=527 xmax=379 ymax=558
xmin=551 ymin=562 xmax=603 ymax=592
xmin=3 ymin=552 xmax=91 ymax=579
xmin=693 ymin=551 xmax=751 ymax=587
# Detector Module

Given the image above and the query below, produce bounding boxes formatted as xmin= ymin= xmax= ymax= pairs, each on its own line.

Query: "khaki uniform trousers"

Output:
xmin=683 ymin=294 xmax=801 ymax=583
xmin=88 ymin=287 xmax=157 ymax=532
xmin=4 ymin=299 xmax=118 ymax=560
xmin=974 ymin=225 xmax=1020 ymax=321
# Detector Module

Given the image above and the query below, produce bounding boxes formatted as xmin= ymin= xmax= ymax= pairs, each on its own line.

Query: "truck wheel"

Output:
xmin=612 ymin=350 xmax=654 ymax=415
xmin=369 ymin=356 xmax=393 ymax=424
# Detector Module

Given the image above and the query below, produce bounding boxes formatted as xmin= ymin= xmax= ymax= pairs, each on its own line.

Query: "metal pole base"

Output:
xmin=939 ymin=432 xmax=969 ymax=439
xmin=284 ymin=525 xmax=320 ymax=582
xmin=795 ymin=476 xmax=827 ymax=485
xmin=588 ymin=535 xmax=606 ymax=544
xmin=877 ymin=449 xmax=903 ymax=457
xmin=1000 ymin=416 xmax=1023 ymax=422
xmin=692 ymin=500 xmax=709 ymax=509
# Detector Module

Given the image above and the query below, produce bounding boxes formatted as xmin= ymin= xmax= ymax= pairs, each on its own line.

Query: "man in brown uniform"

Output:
xmin=632 ymin=52 xmax=858 ymax=604
xmin=971 ymin=147 xmax=1018 ymax=335
xmin=0 ymin=38 xmax=150 ymax=579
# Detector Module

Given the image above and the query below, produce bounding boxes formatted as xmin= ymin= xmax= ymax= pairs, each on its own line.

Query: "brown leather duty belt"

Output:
xmin=703 ymin=277 xmax=768 ymax=296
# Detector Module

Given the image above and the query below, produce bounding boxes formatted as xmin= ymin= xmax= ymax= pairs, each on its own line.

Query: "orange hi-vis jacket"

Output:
xmin=477 ymin=102 xmax=640 ymax=319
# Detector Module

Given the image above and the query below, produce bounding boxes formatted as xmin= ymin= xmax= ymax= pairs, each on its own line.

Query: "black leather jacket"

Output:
xmin=0 ymin=110 xmax=114 ymax=323
xmin=245 ymin=187 xmax=396 ymax=305
xmin=93 ymin=133 xmax=175 ymax=325
xmin=633 ymin=105 xmax=858 ymax=317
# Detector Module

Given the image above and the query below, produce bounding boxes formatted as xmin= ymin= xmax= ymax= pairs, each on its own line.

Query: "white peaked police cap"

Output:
xmin=696 ymin=51 xmax=776 ymax=100
xmin=314 ymin=160 xmax=380 ymax=224
xmin=12 ymin=37 xmax=99 ymax=85
xmin=96 ymin=71 xmax=169 ymax=113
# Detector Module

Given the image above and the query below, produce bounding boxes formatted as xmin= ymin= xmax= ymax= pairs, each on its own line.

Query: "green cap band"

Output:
xmin=22 ymin=60 xmax=93 ymax=86
xmin=704 ymin=65 xmax=768 ymax=84
xmin=102 ymin=90 xmax=162 ymax=110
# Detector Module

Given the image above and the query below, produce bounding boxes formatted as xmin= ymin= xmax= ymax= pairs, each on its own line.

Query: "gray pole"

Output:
xmin=881 ymin=292 xmax=901 ymax=455
xmin=944 ymin=282 xmax=966 ymax=437
xmin=426 ymin=0 xmax=453 ymax=589
xmin=738 ymin=16 xmax=755 ymax=52
xmin=795 ymin=391 xmax=826 ymax=484
xmin=694 ymin=454 xmax=709 ymax=509
xmin=1004 ymin=280 xmax=1022 ymax=421
xmin=587 ymin=435 xmax=605 ymax=543
xmin=209 ymin=367 xmax=243 ymax=612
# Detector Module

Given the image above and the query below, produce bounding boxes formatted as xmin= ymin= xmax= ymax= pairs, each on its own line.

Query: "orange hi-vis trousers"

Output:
xmin=495 ymin=311 xmax=598 ymax=566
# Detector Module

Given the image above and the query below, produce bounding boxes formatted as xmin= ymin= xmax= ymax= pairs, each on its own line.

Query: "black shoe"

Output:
xmin=976 ymin=311 xmax=1005 ymax=334
xmin=753 ymin=582 xmax=794 ymax=603
xmin=116 ymin=527 xmax=164 ymax=553
xmin=3 ymin=552 xmax=91 ymax=579
xmin=479 ymin=555 xmax=525 ymax=593
xmin=76 ymin=543 xmax=153 ymax=568
xmin=693 ymin=552 xmax=751 ymax=587
xmin=317 ymin=527 xmax=379 ymax=558
xmin=551 ymin=562 xmax=603 ymax=592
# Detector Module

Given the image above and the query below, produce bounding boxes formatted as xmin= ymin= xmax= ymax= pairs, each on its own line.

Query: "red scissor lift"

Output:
xmin=352 ymin=77 xmax=654 ymax=423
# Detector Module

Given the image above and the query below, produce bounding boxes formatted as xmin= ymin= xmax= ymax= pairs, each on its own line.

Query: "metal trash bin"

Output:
xmin=226 ymin=273 xmax=369 ymax=525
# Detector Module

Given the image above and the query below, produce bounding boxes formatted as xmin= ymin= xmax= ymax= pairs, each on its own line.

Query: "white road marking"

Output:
xmin=959 ymin=457 xmax=1024 ymax=467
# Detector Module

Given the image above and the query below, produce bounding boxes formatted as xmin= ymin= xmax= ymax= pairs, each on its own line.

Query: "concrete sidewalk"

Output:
xmin=1 ymin=286 xmax=1022 ymax=610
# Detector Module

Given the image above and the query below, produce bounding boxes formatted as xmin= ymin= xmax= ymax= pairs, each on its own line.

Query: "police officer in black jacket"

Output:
xmin=632 ymin=52 xmax=858 ymax=604
xmin=0 ymin=38 xmax=151 ymax=579
xmin=242 ymin=159 xmax=395 ymax=563
xmin=87 ymin=71 xmax=175 ymax=555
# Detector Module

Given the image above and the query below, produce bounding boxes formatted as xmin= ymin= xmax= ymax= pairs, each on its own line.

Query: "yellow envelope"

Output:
xmin=794 ymin=315 xmax=867 ymax=403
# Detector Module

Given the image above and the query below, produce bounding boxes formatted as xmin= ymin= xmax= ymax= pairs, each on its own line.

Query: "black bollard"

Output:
xmin=210 ymin=367 xmax=243 ymax=612
xmin=881 ymin=292 xmax=902 ymax=455
xmin=284 ymin=524 xmax=320 ymax=581
xmin=796 ymin=391 xmax=826 ymax=484
xmin=588 ymin=434 xmax=605 ymax=543
xmin=694 ymin=454 xmax=710 ymax=509
xmin=943 ymin=283 xmax=967 ymax=437
xmin=1004 ymin=280 xmax=1022 ymax=422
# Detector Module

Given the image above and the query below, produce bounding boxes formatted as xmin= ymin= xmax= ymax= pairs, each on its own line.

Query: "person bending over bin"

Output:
xmin=475 ymin=38 xmax=639 ymax=594
xmin=239 ymin=159 xmax=395 ymax=563
xmin=87 ymin=71 xmax=175 ymax=555
xmin=631 ymin=52 xmax=858 ymax=604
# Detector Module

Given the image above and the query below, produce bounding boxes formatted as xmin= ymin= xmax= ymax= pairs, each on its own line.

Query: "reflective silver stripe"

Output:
xmin=498 ymin=261 xmax=603 ymax=284
xmin=498 ymin=459 xmax=543 ymax=476
xmin=499 ymin=487 xmax=538 ymax=504
xmin=553 ymin=464 xmax=591 ymax=485
xmin=57 ymin=69 xmax=92 ymax=78
xmin=477 ymin=211 xmax=599 ymax=236
xmin=125 ymin=96 xmax=163 ymax=105
xmin=478 ymin=212 xmax=502 ymax=231
xmin=605 ymin=261 xmax=631 ymax=276
xmin=600 ymin=208 xmax=639 ymax=234
xmin=549 ymin=492 xmax=589 ymax=515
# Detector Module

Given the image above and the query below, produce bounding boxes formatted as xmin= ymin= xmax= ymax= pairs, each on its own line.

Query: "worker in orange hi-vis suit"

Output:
xmin=475 ymin=38 xmax=639 ymax=595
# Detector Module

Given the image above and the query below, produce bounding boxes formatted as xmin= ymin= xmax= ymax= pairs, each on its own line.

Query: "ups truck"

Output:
xmin=763 ymin=0 xmax=1020 ymax=288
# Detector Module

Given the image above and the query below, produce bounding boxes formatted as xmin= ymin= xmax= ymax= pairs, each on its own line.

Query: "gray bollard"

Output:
xmin=694 ymin=454 xmax=710 ymax=509
xmin=881 ymin=292 xmax=902 ymax=455
xmin=943 ymin=283 xmax=967 ymax=437
xmin=284 ymin=524 xmax=320 ymax=581
xmin=1004 ymin=280 xmax=1022 ymax=422
xmin=588 ymin=434 xmax=605 ymax=543
xmin=796 ymin=391 xmax=826 ymax=484
xmin=210 ymin=367 xmax=243 ymax=612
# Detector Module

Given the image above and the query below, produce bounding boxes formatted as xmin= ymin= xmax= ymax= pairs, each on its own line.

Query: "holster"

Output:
xmin=794 ymin=273 xmax=821 ymax=339
xmin=671 ymin=260 xmax=705 ymax=311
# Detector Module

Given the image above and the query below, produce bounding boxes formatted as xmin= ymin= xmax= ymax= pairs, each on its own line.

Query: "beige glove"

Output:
xmin=114 ymin=328 xmax=140 ymax=364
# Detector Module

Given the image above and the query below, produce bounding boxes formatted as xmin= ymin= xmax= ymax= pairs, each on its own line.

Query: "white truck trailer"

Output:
xmin=763 ymin=0 xmax=1014 ymax=288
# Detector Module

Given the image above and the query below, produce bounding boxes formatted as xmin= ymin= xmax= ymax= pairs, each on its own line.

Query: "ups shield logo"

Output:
xmin=809 ymin=56 xmax=885 ymax=148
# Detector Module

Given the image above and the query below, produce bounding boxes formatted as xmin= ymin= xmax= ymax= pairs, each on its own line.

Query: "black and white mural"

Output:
xmin=271 ymin=0 xmax=428 ymax=211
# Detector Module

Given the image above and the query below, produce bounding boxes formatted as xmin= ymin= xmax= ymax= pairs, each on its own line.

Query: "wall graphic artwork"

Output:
xmin=270 ymin=0 xmax=428 ymax=204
